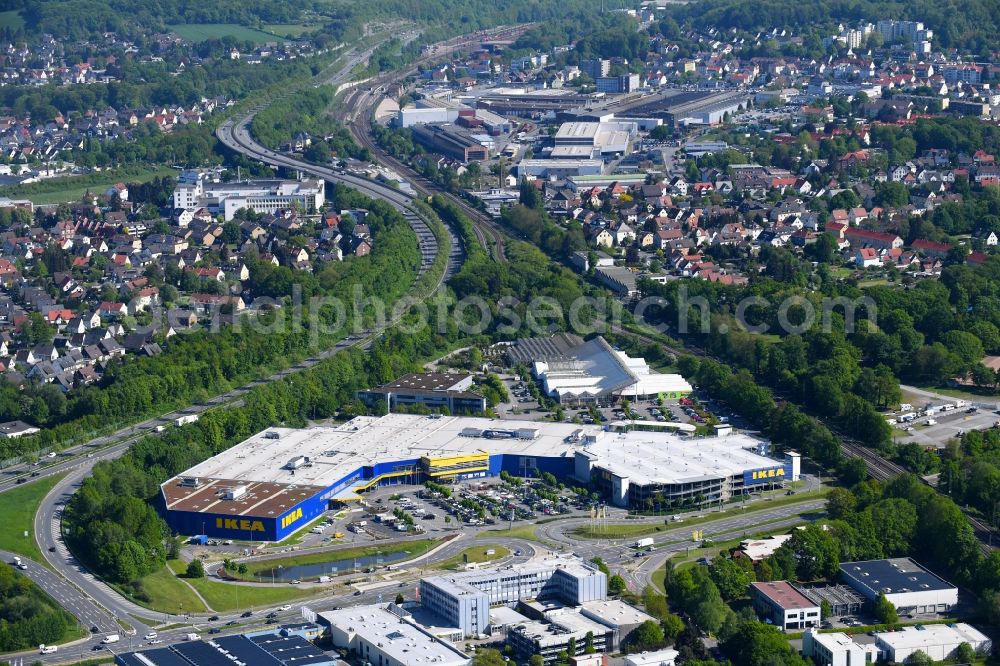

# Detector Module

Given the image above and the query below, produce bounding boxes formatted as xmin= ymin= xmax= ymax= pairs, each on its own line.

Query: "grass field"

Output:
xmin=186 ymin=573 xmax=324 ymax=612
xmin=244 ymin=539 xmax=438 ymax=579
xmin=169 ymin=23 xmax=285 ymax=43
xmin=139 ymin=560 xmax=322 ymax=613
xmin=264 ymin=24 xmax=315 ymax=37
xmin=435 ymin=545 xmax=510 ymax=571
xmin=5 ymin=166 xmax=176 ymax=206
xmin=0 ymin=473 xmax=66 ymax=562
xmin=0 ymin=10 xmax=24 ymax=31
xmin=478 ymin=524 xmax=540 ymax=541
xmin=137 ymin=564 xmax=208 ymax=615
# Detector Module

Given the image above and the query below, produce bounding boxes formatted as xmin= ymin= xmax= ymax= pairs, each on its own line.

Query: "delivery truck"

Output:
xmin=634 ymin=538 xmax=654 ymax=549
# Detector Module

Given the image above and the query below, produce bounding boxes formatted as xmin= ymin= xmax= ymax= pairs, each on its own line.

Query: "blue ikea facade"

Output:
xmin=161 ymin=452 xmax=574 ymax=542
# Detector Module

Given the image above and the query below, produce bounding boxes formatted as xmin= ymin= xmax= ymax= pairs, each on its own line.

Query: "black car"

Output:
xmin=353 ymin=590 xmax=362 ymax=596
xmin=209 ymin=628 xmax=222 ymax=634
xmin=266 ymin=612 xmax=278 ymax=619
xmin=15 ymin=478 xmax=25 ymax=484
xmin=92 ymin=645 xmax=106 ymax=651
xmin=266 ymin=618 xmax=278 ymax=624
xmin=30 ymin=471 xmax=40 ymax=477
xmin=241 ymin=611 xmax=253 ymax=618
xmin=48 ymin=546 xmax=56 ymax=552
xmin=209 ymin=615 xmax=219 ymax=621
xmin=226 ymin=620 xmax=238 ymax=626
xmin=90 ymin=625 xmax=100 ymax=633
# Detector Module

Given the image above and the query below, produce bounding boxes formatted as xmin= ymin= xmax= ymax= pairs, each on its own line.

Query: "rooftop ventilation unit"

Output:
xmin=224 ymin=485 xmax=248 ymax=500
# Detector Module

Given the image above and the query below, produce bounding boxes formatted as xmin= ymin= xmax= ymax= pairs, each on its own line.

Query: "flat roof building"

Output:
xmin=508 ymin=611 xmax=614 ymax=665
xmin=734 ymin=534 xmax=792 ymax=562
xmin=357 ymin=373 xmax=487 ymax=414
xmin=420 ymin=556 xmax=607 ymax=637
xmin=114 ymin=631 xmax=334 ymax=666
xmin=320 ymin=605 xmax=470 ymax=666
xmin=624 ymin=649 xmax=680 ymax=666
xmin=802 ymin=630 xmax=879 ymax=666
xmin=554 ymin=121 xmax=637 ymax=156
xmin=873 ymin=623 xmax=990 ymax=663
xmin=172 ymin=172 xmax=324 ymax=221
xmin=410 ymin=124 xmax=490 ymax=162
xmin=514 ymin=159 xmax=605 ymax=179
xmin=839 ymin=559 xmax=957 ymax=615
xmin=162 ymin=410 xmax=793 ymax=540
xmin=750 ymin=581 xmax=821 ymax=631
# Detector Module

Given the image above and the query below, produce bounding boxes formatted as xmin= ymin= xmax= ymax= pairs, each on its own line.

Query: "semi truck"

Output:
xmin=634 ymin=538 xmax=655 ymax=549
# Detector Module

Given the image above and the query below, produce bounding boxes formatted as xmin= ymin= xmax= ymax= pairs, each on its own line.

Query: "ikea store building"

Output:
xmin=160 ymin=414 xmax=798 ymax=542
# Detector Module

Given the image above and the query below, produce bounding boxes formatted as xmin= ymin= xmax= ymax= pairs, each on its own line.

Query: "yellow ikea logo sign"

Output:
xmin=751 ymin=468 xmax=785 ymax=480
xmin=216 ymin=518 xmax=265 ymax=532
xmin=281 ymin=508 xmax=303 ymax=529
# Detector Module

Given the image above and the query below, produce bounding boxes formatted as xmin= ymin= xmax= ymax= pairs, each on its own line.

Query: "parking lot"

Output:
xmin=891 ymin=404 xmax=1000 ymax=448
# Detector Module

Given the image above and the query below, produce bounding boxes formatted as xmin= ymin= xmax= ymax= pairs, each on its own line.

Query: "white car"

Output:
xmin=279 ymin=604 xmax=292 ymax=611
xmin=148 ymin=639 xmax=163 ymax=645
xmin=144 ymin=632 xmax=157 ymax=640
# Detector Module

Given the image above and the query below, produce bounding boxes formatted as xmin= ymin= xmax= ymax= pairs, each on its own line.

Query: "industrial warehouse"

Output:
xmin=160 ymin=414 xmax=798 ymax=541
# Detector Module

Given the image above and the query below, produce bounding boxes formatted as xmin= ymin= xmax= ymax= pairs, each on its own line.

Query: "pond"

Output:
xmin=256 ymin=549 xmax=412 ymax=582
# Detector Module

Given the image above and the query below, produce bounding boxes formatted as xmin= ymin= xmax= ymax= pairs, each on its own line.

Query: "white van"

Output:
xmin=184 ymin=633 xmax=200 ymax=641
xmin=39 ymin=645 xmax=57 ymax=654
xmin=102 ymin=634 xmax=120 ymax=644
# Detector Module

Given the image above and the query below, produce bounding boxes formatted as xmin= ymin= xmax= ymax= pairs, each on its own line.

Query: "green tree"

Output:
xmin=905 ymin=650 xmax=932 ymax=666
xmin=609 ymin=573 xmax=628 ymax=595
xmin=873 ymin=592 xmax=898 ymax=625
xmin=955 ymin=641 xmax=976 ymax=663
xmin=826 ymin=487 xmax=857 ymax=519
xmin=629 ymin=620 xmax=665 ymax=652
xmin=708 ymin=557 xmax=753 ymax=601
xmin=530 ymin=656 xmax=545 ymax=666
xmin=471 ymin=648 xmax=506 ymax=666
xmin=186 ymin=560 xmax=205 ymax=579
xmin=395 ymin=593 xmax=404 ymax=604
xmin=584 ymin=630 xmax=595 ymax=654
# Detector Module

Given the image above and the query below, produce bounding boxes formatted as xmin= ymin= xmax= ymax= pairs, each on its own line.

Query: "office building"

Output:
xmin=580 ymin=59 xmax=611 ymax=80
xmin=172 ymin=171 xmax=325 ymax=221
xmin=749 ymin=581 xmax=821 ymax=631
xmin=420 ymin=556 xmax=607 ymax=637
xmin=839 ymin=559 xmax=958 ymax=615
xmin=596 ymin=75 xmax=641 ymax=94
xmin=508 ymin=610 xmax=613 ymax=664
xmin=802 ymin=630 xmax=879 ymax=666
xmin=357 ymin=373 xmax=487 ymax=414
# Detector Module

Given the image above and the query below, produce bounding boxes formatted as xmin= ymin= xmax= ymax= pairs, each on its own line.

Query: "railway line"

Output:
xmin=334 ymin=27 xmax=537 ymax=265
